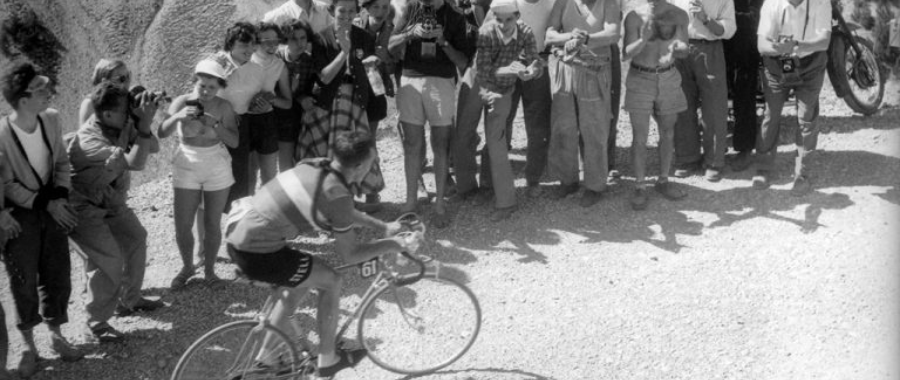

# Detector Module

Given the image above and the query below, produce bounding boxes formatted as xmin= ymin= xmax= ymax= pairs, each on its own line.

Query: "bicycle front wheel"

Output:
xmin=358 ymin=275 xmax=482 ymax=375
xmin=171 ymin=320 xmax=305 ymax=380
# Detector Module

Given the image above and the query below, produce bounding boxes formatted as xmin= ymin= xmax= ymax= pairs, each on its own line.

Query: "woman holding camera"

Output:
xmin=159 ymin=60 xmax=239 ymax=289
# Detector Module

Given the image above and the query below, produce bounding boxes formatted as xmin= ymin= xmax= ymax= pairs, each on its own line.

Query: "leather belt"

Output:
xmin=630 ymin=63 xmax=675 ymax=74
xmin=689 ymin=38 xmax=721 ymax=44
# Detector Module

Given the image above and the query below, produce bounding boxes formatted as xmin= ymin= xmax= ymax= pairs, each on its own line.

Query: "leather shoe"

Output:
xmin=630 ymin=188 xmax=649 ymax=211
xmin=490 ymin=206 xmax=516 ymax=222
xmin=704 ymin=167 xmax=723 ymax=182
xmin=51 ymin=336 xmax=84 ymax=362
xmin=752 ymin=171 xmax=770 ymax=190
xmin=790 ymin=175 xmax=812 ymax=196
xmin=654 ymin=181 xmax=687 ymax=201
xmin=131 ymin=297 xmax=165 ymax=312
xmin=548 ymin=183 xmax=579 ymax=200
xmin=525 ymin=184 xmax=542 ymax=198
xmin=579 ymin=190 xmax=603 ymax=208
xmin=730 ymin=151 xmax=753 ymax=172
xmin=672 ymin=162 xmax=699 ymax=178
xmin=17 ymin=350 xmax=38 ymax=378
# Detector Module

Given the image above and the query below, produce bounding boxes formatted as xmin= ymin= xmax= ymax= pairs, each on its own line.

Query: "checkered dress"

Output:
xmin=295 ymin=84 xmax=385 ymax=196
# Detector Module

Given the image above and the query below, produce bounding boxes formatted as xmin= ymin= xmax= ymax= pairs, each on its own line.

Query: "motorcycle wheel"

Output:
xmin=827 ymin=35 xmax=885 ymax=116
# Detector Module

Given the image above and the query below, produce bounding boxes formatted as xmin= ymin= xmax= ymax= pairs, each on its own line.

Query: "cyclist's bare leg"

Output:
xmin=298 ymin=261 xmax=343 ymax=368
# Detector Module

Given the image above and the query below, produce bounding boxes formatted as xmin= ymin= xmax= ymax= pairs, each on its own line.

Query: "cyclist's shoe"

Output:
xmin=316 ymin=348 xmax=368 ymax=378
xmin=228 ymin=360 xmax=294 ymax=380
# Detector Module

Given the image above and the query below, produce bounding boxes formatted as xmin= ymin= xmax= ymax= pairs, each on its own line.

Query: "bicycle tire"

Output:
xmin=170 ymin=320 xmax=305 ymax=380
xmin=827 ymin=35 xmax=885 ymax=116
xmin=357 ymin=274 xmax=482 ymax=375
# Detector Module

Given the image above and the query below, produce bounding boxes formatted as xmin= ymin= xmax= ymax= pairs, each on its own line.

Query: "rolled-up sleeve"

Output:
xmin=717 ymin=0 xmax=738 ymax=39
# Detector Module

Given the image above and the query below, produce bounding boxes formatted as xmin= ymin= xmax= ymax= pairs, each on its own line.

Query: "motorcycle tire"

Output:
xmin=827 ymin=34 xmax=885 ymax=116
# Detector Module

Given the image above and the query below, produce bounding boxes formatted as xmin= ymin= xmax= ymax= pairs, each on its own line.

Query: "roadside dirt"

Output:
xmin=1 ymin=74 xmax=898 ymax=380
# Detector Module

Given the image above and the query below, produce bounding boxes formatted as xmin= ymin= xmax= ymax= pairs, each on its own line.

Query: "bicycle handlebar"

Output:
xmin=393 ymin=213 xmax=428 ymax=287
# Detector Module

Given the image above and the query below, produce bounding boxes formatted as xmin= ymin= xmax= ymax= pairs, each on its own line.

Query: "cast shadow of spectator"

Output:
xmin=397 ymin=366 xmax=557 ymax=380
xmin=817 ymin=107 xmax=900 ymax=134
xmin=433 ymin=146 xmax=897 ymax=260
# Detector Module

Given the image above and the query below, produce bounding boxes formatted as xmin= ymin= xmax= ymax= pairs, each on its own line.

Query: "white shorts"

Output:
xmin=172 ymin=144 xmax=235 ymax=192
xmin=396 ymin=75 xmax=456 ymax=127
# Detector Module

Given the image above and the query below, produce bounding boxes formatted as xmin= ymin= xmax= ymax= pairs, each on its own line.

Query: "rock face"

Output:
xmin=0 ymin=0 xmax=281 ymax=184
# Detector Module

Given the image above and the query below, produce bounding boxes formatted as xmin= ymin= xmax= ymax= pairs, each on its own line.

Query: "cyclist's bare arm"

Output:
xmin=333 ymin=228 xmax=414 ymax=266
xmin=349 ymin=209 xmax=403 ymax=237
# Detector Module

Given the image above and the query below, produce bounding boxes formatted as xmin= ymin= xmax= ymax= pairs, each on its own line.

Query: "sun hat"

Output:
xmin=194 ymin=59 xmax=227 ymax=80
xmin=490 ymin=0 xmax=517 ymax=14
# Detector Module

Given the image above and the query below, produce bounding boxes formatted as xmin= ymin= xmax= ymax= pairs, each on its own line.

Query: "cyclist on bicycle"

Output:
xmin=224 ymin=128 xmax=422 ymax=378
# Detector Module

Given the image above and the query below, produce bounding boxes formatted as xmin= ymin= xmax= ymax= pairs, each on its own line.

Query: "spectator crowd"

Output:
xmin=0 ymin=0 xmax=834 ymax=376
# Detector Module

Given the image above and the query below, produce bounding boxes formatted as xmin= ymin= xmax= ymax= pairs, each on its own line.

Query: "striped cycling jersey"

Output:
xmin=225 ymin=159 xmax=355 ymax=253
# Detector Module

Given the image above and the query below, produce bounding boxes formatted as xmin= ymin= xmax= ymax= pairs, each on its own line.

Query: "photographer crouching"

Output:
xmin=753 ymin=0 xmax=831 ymax=196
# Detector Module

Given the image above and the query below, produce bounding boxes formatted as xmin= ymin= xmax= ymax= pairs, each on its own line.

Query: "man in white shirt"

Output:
xmin=753 ymin=0 xmax=830 ymax=196
xmin=264 ymin=0 xmax=334 ymax=33
xmin=670 ymin=0 xmax=735 ymax=182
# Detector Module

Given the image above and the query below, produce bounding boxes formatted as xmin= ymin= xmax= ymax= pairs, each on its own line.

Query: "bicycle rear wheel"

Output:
xmin=170 ymin=320 xmax=306 ymax=380
xmin=358 ymin=275 xmax=481 ymax=375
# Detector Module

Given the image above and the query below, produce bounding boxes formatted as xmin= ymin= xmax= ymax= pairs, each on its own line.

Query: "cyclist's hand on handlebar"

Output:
xmin=383 ymin=221 xmax=404 ymax=238
xmin=394 ymin=232 xmax=423 ymax=254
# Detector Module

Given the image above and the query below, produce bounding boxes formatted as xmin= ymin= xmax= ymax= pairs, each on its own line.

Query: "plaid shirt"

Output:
xmin=475 ymin=19 xmax=539 ymax=94
xmin=278 ymin=47 xmax=319 ymax=105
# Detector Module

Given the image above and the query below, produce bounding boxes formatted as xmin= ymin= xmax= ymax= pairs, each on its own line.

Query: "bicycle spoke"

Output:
xmin=359 ymin=277 xmax=481 ymax=375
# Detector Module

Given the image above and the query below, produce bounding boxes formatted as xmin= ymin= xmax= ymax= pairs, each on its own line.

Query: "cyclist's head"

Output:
xmin=333 ymin=129 xmax=375 ymax=168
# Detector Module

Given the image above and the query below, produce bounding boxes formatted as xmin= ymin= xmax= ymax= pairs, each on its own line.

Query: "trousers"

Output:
xmin=2 ymin=207 xmax=71 ymax=330
xmin=756 ymin=52 xmax=827 ymax=177
xmin=69 ymin=204 xmax=148 ymax=326
xmin=674 ymin=40 xmax=729 ymax=168
xmin=548 ymin=57 xmax=611 ymax=191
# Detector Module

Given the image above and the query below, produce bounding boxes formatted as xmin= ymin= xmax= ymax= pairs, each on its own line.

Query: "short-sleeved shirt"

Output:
xmin=248 ymin=52 xmax=287 ymax=114
xmin=212 ymin=51 xmax=267 ymax=115
xmin=392 ymin=0 xmax=469 ymax=78
xmin=263 ymin=0 xmax=334 ymax=34
xmin=67 ymin=118 xmax=138 ymax=209
xmin=225 ymin=159 xmax=355 ymax=253
xmin=757 ymin=0 xmax=831 ymax=57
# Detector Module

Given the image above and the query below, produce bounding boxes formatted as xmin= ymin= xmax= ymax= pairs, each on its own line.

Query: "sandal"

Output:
xmin=170 ymin=268 xmax=193 ymax=291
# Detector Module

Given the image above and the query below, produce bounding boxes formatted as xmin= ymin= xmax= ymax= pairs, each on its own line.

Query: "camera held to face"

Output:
xmin=128 ymin=85 xmax=171 ymax=108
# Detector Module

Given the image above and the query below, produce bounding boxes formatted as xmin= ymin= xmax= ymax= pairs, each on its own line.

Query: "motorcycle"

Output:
xmin=826 ymin=0 xmax=886 ymax=115
xmin=736 ymin=0 xmax=886 ymax=119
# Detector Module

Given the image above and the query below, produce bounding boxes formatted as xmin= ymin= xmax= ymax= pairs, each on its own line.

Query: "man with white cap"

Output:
xmin=470 ymin=0 xmax=541 ymax=221
xmin=0 ymin=62 xmax=83 ymax=376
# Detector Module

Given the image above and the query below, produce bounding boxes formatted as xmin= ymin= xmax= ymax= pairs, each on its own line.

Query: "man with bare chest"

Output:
xmin=622 ymin=0 xmax=689 ymax=210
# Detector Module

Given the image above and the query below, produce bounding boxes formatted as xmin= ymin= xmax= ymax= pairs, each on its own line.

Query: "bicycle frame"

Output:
xmin=239 ymin=251 xmax=441 ymax=356
xmin=332 ymin=255 xmax=442 ymax=345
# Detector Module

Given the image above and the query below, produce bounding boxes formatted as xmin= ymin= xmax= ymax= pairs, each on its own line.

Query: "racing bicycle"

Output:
xmin=170 ymin=213 xmax=482 ymax=379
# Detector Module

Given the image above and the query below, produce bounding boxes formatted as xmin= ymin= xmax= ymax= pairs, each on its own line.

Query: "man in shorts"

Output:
xmin=225 ymin=129 xmax=422 ymax=378
xmin=622 ymin=0 xmax=690 ymax=210
xmin=388 ymin=0 xmax=468 ymax=227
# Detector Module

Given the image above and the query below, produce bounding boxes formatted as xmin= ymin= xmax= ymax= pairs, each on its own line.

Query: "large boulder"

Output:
xmin=0 ymin=0 xmax=282 ymax=184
